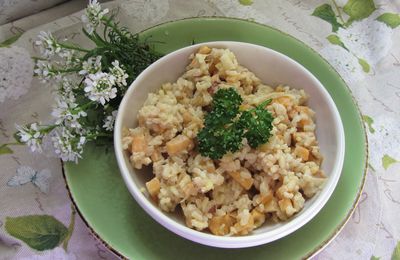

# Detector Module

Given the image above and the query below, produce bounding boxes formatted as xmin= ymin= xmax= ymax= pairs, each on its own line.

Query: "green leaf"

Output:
xmin=239 ymin=0 xmax=253 ymax=5
xmin=376 ymin=13 xmax=400 ymax=29
xmin=0 ymin=144 xmax=13 ymax=155
xmin=0 ymin=32 xmax=23 ymax=47
xmin=312 ymin=4 xmax=343 ymax=32
xmin=382 ymin=154 xmax=398 ymax=170
xmin=327 ymin=34 xmax=348 ymax=50
xmin=371 ymin=256 xmax=380 ymax=260
xmin=343 ymin=0 xmax=376 ymax=23
xmin=392 ymin=241 xmax=400 ymax=260
xmin=5 ymin=215 xmax=68 ymax=251
xmin=358 ymin=58 xmax=371 ymax=73
xmin=362 ymin=115 xmax=375 ymax=133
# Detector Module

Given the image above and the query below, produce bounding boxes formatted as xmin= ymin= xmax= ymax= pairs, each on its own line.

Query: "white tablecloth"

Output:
xmin=0 ymin=0 xmax=399 ymax=259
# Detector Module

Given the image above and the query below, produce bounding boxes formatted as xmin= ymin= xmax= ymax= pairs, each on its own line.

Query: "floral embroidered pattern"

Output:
xmin=312 ymin=0 xmax=400 ymax=73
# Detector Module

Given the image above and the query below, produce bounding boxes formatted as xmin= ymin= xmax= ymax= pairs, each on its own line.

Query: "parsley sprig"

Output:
xmin=197 ymin=88 xmax=273 ymax=159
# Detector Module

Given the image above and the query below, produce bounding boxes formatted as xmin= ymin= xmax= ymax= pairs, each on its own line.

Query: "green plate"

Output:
xmin=64 ymin=17 xmax=367 ymax=259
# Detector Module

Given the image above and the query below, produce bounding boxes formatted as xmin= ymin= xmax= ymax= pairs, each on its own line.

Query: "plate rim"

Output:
xmin=62 ymin=16 xmax=369 ymax=259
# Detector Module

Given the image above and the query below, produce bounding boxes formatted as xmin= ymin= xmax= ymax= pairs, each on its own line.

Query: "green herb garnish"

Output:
xmin=197 ymin=88 xmax=273 ymax=159
xmin=239 ymin=99 xmax=274 ymax=148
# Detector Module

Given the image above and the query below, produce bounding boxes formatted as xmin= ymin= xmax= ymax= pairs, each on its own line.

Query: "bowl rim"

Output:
xmin=114 ymin=41 xmax=345 ymax=248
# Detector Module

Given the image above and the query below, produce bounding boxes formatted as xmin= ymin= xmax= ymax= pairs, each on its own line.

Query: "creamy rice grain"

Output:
xmin=123 ymin=46 xmax=326 ymax=236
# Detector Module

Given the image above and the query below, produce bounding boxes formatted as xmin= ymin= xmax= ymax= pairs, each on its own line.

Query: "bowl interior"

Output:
xmin=114 ymin=41 xmax=344 ymax=247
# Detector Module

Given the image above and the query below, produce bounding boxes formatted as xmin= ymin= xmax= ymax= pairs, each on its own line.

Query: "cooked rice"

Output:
xmin=123 ymin=46 xmax=326 ymax=236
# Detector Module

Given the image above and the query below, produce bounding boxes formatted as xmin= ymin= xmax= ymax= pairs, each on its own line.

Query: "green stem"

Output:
xmin=31 ymin=56 xmax=47 ymax=61
xmin=103 ymin=20 xmax=109 ymax=41
xmin=1 ymin=142 xmax=23 ymax=146
xmin=93 ymin=31 xmax=108 ymax=46
xmin=82 ymin=28 xmax=107 ymax=47
xmin=331 ymin=0 xmax=346 ymax=25
xmin=58 ymin=43 xmax=90 ymax=53
xmin=37 ymin=124 xmax=58 ymax=134
xmin=50 ymin=67 xmax=81 ymax=74
xmin=368 ymin=163 xmax=376 ymax=172
xmin=62 ymin=204 xmax=76 ymax=252
xmin=86 ymin=132 xmax=112 ymax=140
xmin=78 ymin=101 xmax=95 ymax=111
xmin=101 ymin=17 xmax=124 ymax=38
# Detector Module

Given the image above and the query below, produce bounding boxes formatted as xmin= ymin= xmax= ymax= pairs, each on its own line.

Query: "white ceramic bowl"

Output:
xmin=114 ymin=41 xmax=345 ymax=248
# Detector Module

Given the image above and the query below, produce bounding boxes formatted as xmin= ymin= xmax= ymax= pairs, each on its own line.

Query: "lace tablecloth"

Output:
xmin=0 ymin=0 xmax=399 ymax=259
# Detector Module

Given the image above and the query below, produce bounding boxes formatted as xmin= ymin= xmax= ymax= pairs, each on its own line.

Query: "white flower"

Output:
xmin=15 ymin=123 xmax=44 ymax=152
xmin=79 ymin=56 xmax=102 ymax=75
xmin=84 ymin=72 xmax=117 ymax=105
xmin=56 ymin=78 xmax=77 ymax=97
xmin=103 ymin=110 xmax=118 ymax=131
xmin=35 ymin=31 xmax=68 ymax=58
xmin=34 ymin=60 xmax=60 ymax=83
xmin=52 ymin=96 xmax=87 ymax=130
xmin=52 ymin=127 xmax=86 ymax=162
xmin=110 ymin=60 xmax=128 ymax=87
xmin=81 ymin=0 xmax=109 ymax=35
xmin=337 ymin=17 xmax=392 ymax=65
xmin=63 ymin=49 xmax=79 ymax=66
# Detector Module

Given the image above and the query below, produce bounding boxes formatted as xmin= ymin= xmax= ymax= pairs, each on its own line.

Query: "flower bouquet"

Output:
xmin=11 ymin=0 xmax=161 ymax=162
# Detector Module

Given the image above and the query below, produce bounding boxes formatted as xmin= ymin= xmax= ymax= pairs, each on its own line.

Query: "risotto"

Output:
xmin=122 ymin=46 xmax=326 ymax=236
